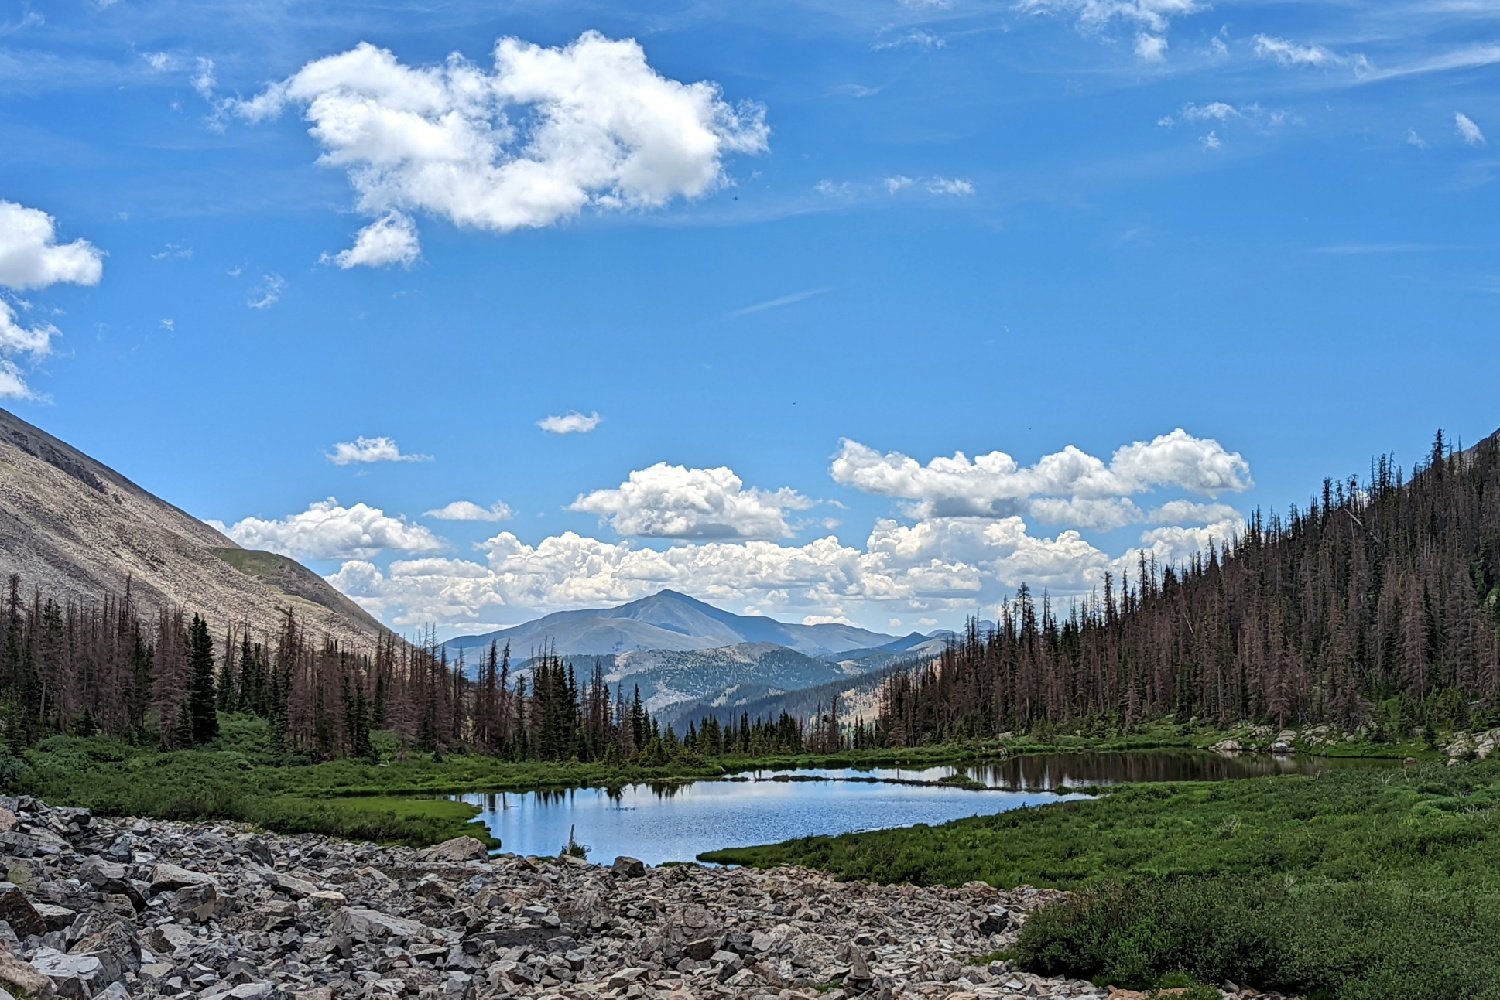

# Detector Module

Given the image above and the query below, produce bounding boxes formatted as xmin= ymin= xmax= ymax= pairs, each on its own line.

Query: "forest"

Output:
xmin=877 ymin=430 xmax=1500 ymax=745
xmin=8 ymin=430 xmax=1498 ymax=765
xmin=0 ymin=579 xmax=839 ymax=762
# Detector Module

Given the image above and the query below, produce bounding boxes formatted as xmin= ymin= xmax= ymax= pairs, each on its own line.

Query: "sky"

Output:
xmin=2 ymin=0 xmax=1498 ymax=639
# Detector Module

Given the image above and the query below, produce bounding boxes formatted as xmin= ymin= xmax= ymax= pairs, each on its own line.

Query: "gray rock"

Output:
xmin=0 ymin=882 xmax=46 ymax=938
xmin=977 ymin=909 xmax=1012 ymax=935
xmin=330 ymin=907 xmax=430 ymax=943
xmin=419 ymin=837 xmax=489 ymax=863
xmin=0 ymin=952 xmax=54 ymax=998
xmin=847 ymin=949 xmax=875 ymax=988
xmin=30 ymin=948 xmax=103 ymax=1000
xmin=147 ymin=864 xmax=216 ymax=895
xmin=33 ymin=903 xmax=76 ymax=932
xmin=147 ymin=923 xmax=201 ymax=955
xmin=266 ymin=872 xmax=317 ymax=899
xmin=170 ymin=882 xmax=225 ymax=923
xmin=610 ymin=856 xmax=646 ymax=879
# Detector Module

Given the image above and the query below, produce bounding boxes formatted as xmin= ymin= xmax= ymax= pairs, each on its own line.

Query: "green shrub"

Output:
xmin=0 ymin=743 xmax=31 ymax=792
xmin=1016 ymin=876 xmax=1500 ymax=1000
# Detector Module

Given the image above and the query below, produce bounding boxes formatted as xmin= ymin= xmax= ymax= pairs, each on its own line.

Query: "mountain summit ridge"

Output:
xmin=444 ymin=588 xmax=898 ymax=659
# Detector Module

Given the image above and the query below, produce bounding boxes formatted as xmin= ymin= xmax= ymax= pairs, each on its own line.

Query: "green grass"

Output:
xmin=10 ymin=713 xmax=1436 ymax=848
xmin=703 ymin=761 xmax=1500 ymax=999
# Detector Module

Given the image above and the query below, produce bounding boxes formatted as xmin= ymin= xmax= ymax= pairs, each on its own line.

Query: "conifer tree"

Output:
xmin=187 ymin=614 xmax=218 ymax=744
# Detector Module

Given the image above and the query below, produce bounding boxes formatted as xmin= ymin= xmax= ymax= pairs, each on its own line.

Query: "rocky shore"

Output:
xmin=0 ymin=797 xmax=1288 ymax=1000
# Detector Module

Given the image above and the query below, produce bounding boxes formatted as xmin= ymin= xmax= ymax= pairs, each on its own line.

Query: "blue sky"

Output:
xmin=2 ymin=0 xmax=1498 ymax=637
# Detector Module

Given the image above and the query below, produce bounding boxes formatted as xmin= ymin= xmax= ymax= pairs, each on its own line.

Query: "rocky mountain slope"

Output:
xmin=0 ymin=795 xmax=1294 ymax=999
xmin=0 ymin=407 xmax=384 ymax=647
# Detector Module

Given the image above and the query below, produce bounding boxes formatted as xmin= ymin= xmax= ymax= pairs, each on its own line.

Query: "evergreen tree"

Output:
xmin=186 ymin=615 xmax=218 ymax=744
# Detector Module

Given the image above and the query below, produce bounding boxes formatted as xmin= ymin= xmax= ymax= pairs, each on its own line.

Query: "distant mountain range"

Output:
xmin=442 ymin=590 xmax=956 ymax=717
xmin=443 ymin=589 xmax=897 ymax=659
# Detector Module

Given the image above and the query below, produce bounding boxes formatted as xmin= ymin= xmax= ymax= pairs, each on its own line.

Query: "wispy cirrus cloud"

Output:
xmin=247 ymin=273 xmax=284 ymax=309
xmin=727 ymin=287 xmax=830 ymax=318
xmin=1456 ymin=111 xmax=1486 ymax=145
xmin=1252 ymin=33 xmax=1369 ymax=73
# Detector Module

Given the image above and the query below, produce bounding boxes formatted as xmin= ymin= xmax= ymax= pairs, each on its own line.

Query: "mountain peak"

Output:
xmin=446 ymin=590 xmax=897 ymax=658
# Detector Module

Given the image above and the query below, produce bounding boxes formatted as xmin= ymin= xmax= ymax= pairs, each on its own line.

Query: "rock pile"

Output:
xmin=0 ymin=797 xmax=1289 ymax=999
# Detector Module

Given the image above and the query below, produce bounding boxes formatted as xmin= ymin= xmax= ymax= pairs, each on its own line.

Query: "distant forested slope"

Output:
xmin=879 ymin=430 xmax=1500 ymax=743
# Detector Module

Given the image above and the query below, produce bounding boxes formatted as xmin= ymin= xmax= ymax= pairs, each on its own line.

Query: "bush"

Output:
xmin=1016 ymin=876 xmax=1500 ymax=999
xmin=0 ymin=743 xmax=31 ymax=792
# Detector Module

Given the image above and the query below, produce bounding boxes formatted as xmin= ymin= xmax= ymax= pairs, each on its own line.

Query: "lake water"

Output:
xmin=459 ymin=751 xmax=1358 ymax=865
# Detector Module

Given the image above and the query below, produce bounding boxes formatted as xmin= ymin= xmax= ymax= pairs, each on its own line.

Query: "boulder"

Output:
xmin=33 ymin=903 xmax=76 ymax=932
xmin=266 ymin=872 xmax=317 ymax=900
xmin=147 ymin=864 xmax=215 ymax=895
xmin=610 ymin=856 xmax=646 ymax=879
xmin=30 ymin=948 xmax=104 ymax=1000
xmin=0 ymin=952 xmax=54 ymax=998
xmin=146 ymin=923 xmax=201 ymax=955
xmin=847 ymin=949 xmax=875 ymax=989
xmin=330 ymin=907 xmax=430 ymax=944
xmin=169 ymin=881 xmax=226 ymax=923
xmin=419 ymin=837 xmax=490 ymax=863
xmin=976 ymin=909 xmax=1011 ymax=936
xmin=0 ymin=882 xmax=46 ymax=938
xmin=69 ymin=916 xmax=140 ymax=981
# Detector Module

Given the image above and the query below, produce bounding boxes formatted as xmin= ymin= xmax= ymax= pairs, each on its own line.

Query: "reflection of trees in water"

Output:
xmin=531 ymin=787 xmax=579 ymax=807
xmin=966 ymin=752 xmax=1326 ymax=790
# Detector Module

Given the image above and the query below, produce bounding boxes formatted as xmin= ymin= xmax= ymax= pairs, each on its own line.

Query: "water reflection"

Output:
xmin=752 ymin=750 xmax=1359 ymax=791
xmin=458 ymin=751 xmax=1381 ymax=866
xmin=463 ymin=777 xmax=1080 ymax=865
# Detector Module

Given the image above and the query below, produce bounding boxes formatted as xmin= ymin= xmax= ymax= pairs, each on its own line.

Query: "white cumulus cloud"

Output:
xmin=215 ymin=498 xmax=445 ymax=560
xmin=831 ymin=428 xmax=1251 ymax=519
xmin=235 ymin=32 xmax=769 ymax=266
xmin=326 ymin=436 xmax=432 ymax=465
xmin=0 ymin=200 xmax=104 ymax=291
xmin=0 ymin=199 xmax=104 ymax=399
xmin=0 ymin=299 xmax=57 ymax=359
xmin=323 ymin=211 xmax=421 ymax=269
xmin=538 ymin=411 xmax=602 ymax=434
xmin=424 ymin=500 xmax=515 ymax=522
xmin=318 ymin=430 xmax=1255 ymax=633
xmin=570 ymin=463 xmax=814 ymax=540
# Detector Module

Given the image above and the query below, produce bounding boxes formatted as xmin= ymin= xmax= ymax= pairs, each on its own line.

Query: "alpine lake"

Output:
xmin=456 ymin=750 xmax=1378 ymax=865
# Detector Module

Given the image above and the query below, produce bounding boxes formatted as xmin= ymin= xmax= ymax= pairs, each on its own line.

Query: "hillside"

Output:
xmin=662 ymin=653 xmax=929 ymax=731
xmin=0 ymin=407 xmax=385 ymax=647
xmin=444 ymin=589 xmax=896 ymax=658
xmin=879 ymin=429 xmax=1500 ymax=743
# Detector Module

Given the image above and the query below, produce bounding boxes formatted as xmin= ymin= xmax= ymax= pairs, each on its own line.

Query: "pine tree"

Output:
xmin=187 ymin=614 xmax=218 ymax=744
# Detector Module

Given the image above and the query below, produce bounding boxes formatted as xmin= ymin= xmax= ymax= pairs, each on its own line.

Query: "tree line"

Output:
xmin=877 ymin=431 xmax=1500 ymax=745
xmin=0 ymin=578 xmax=849 ymax=760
